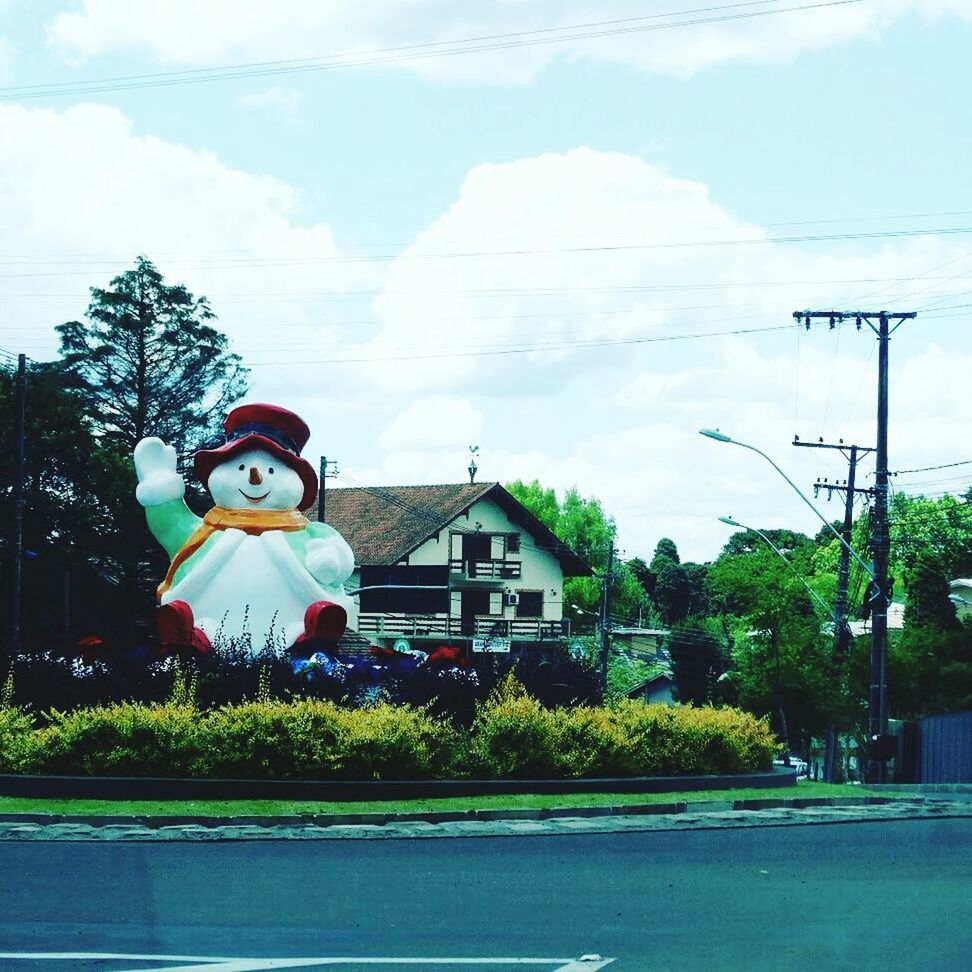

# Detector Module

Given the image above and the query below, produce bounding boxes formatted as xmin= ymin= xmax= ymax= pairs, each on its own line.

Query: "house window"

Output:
xmin=462 ymin=532 xmax=492 ymax=562
xmin=508 ymin=533 xmax=521 ymax=554
xmin=516 ymin=591 xmax=543 ymax=618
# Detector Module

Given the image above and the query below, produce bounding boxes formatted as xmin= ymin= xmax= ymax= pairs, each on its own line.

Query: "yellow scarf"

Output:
xmin=157 ymin=506 xmax=308 ymax=601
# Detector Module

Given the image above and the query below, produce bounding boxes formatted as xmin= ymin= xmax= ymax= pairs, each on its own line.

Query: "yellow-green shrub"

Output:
xmin=338 ymin=703 xmax=459 ymax=780
xmin=0 ymin=706 xmax=36 ymax=774
xmin=197 ymin=699 xmax=457 ymax=780
xmin=31 ymin=703 xmax=202 ymax=777
xmin=196 ymin=700 xmax=328 ymax=779
xmin=612 ymin=700 xmax=775 ymax=775
xmin=0 ymin=682 xmax=777 ymax=781
xmin=555 ymin=706 xmax=631 ymax=778
xmin=469 ymin=676 xmax=560 ymax=778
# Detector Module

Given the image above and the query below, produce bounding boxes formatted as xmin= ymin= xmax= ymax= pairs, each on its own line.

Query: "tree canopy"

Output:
xmin=56 ymin=256 xmax=248 ymax=459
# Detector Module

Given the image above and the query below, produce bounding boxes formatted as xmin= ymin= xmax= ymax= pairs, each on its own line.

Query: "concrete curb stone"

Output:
xmin=2 ymin=799 xmax=971 ymax=841
xmin=0 ymin=794 xmax=943 ymax=837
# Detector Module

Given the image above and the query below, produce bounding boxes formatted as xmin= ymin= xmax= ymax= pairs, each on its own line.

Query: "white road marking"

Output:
xmin=0 ymin=952 xmax=615 ymax=971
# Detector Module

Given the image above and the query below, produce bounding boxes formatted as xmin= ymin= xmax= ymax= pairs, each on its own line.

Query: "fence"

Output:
xmin=918 ymin=710 xmax=972 ymax=783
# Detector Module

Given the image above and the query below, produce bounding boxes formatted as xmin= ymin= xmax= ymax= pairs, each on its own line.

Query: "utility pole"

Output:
xmin=794 ymin=310 xmax=915 ymax=782
xmin=793 ymin=436 xmax=875 ymax=782
xmin=317 ymin=456 xmax=339 ymax=523
xmin=8 ymin=354 xmax=27 ymax=655
xmin=600 ymin=543 xmax=615 ymax=695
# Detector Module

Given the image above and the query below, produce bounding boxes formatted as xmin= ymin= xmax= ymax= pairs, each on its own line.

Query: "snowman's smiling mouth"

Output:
xmin=239 ymin=488 xmax=271 ymax=503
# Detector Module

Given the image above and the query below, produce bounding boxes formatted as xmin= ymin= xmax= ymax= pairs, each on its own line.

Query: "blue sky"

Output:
xmin=1 ymin=1 xmax=970 ymax=562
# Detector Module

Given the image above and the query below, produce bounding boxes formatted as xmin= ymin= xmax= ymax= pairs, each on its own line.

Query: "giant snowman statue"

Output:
xmin=133 ymin=403 xmax=356 ymax=655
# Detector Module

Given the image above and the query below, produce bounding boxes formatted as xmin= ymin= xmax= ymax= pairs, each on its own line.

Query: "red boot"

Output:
xmin=289 ymin=600 xmax=348 ymax=657
xmin=155 ymin=600 xmax=212 ymax=655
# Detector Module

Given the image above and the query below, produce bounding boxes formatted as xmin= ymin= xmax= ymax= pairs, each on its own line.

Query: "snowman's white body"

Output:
xmin=135 ymin=439 xmax=357 ymax=655
xmin=161 ymin=528 xmax=355 ymax=651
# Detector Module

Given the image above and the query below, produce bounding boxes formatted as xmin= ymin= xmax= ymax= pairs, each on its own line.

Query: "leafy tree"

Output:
xmin=56 ymin=256 xmax=248 ymax=459
xmin=0 ymin=362 xmax=132 ymax=647
xmin=667 ymin=619 xmax=727 ymax=705
xmin=644 ymin=537 xmax=692 ymax=625
xmin=861 ymin=622 xmax=972 ymax=719
xmin=904 ymin=551 xmax=959 ymax=630
xmin=652 ymin=537 xmax=680 ymax=565
xmin=721 ymin=527 xmax=813 ymax=558
xmin=682 ymin=562 xmax=711 ymax=617
xmin=558 ymin=488 xmax=615 ymax=569
xmin=506 ymin=480 xmax=559 ymax=534
xmin=889 ymin=491 xmax=972 ymax=584
xmin=706 ymin=543 xmax=837 ymax=751
xmin=52 ymin=257 xmax=249 ymax=640
xmin=627 ymin=557 xmax=651 ymax=593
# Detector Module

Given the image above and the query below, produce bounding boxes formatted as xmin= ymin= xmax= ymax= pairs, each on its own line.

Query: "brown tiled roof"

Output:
xmin=336 ymin=629 xmax=377 ymax=656
xmin=311 ymin=482 xmax=591 ymax=576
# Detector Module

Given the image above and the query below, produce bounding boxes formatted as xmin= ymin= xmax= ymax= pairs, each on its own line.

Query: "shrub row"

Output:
xmin=0 ymin=679 xmax=776 ymax=781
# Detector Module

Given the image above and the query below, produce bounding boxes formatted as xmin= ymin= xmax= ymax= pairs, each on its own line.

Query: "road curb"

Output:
xmin=0 ymin=795 xmax=920 ymax=830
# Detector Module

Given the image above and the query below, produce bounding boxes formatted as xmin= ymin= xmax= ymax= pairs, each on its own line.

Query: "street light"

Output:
xmin=700 ymin=428 xmax=877 ymax=588
xmin=717 ymin=515 xmax=839 ymax=622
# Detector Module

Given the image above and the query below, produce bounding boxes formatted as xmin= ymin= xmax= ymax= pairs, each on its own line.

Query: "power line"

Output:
xmin=0 ymin=0 xmax=862 ymax=102
xmin=5 ymin=273 xmax=972 ymax=300
xmin=0 ymin=297 xmax=808 ymax=334
xmin=242 ymin=322 xmax=819 ymax=367
xmin=891 ymin=459 xmax=972 ymax=476
xmin=5 ymin=225 xmax=972 ymax=280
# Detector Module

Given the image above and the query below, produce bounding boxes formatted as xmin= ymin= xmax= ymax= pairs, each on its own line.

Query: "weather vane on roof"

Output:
xmin=468 ymin=445 xmax=479 ymax=485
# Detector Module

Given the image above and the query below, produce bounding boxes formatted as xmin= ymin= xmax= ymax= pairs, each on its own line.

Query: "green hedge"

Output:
xmin=0 ymin=677 xmax=776 ymax=781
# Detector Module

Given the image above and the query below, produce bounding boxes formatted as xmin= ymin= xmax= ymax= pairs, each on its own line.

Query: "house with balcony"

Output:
xmin=314 ymin=482 xmax=592 ymax=654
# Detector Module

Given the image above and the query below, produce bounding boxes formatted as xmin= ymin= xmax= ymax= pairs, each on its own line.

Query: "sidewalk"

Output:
xmin=1 ymin=795 xmax=969 ymax=841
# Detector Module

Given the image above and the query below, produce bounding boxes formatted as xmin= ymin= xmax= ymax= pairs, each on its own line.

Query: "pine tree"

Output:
xmin=56 ymin=256 xmax=248 ymax=461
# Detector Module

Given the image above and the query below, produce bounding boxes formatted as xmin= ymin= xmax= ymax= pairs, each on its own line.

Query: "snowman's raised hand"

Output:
xmin=306 ymin=536 xmax=354 ymax=587
xmin=134 ymin=437 xmax=186 ymax=507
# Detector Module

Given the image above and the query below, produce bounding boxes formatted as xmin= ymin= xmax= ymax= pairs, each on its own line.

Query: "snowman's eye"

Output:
xmin=269 ymin=467 xmax=275 ymax=475
xmin=238 ymin=463 xmax=245 ymax=471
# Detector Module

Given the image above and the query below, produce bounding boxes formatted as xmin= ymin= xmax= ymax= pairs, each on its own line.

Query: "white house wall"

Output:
xmin=405 ymin=497 xmax=566 ymax=621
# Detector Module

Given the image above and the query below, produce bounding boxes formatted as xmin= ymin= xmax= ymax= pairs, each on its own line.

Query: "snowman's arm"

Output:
xmin=145 ymin=499 xmax=203 ymax=560
xmin=304 ymin=522 xmax=355 ymax=587
xmin=134 ymin=438 xmax=201 ymax=558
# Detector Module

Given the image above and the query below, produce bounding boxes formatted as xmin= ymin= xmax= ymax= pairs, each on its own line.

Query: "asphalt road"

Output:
xmin=2 ymin=818 xmax=971 ymax=970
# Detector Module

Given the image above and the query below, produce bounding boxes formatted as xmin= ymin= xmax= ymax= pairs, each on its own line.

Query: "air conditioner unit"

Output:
xmin=504 ymin=593 xmax=520 ymax=607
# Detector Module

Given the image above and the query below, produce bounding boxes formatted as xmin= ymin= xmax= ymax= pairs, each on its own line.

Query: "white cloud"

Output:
xmin=1 ymin=103 xmax=966 ymax=563
xmin=353 ymin=147 xmax=970 ymax=560
xmin=0 ymin=36 xmax=13 ymax=82
xmin=0 ymin=101 xmax=379 ymax=396
xmin=239 ymin=85 xmax=302 ymax=118
xmin=44 ymin=0 xmax=972 ymax=83
xmin=378 ymin=396 xmax=484 ymax=450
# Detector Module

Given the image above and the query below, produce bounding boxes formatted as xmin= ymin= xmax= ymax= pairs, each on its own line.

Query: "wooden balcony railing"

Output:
xmin=448 ymin=559 xmax=522 ymax=580
xmin=357 ymin=614 xmax=564 ymax=642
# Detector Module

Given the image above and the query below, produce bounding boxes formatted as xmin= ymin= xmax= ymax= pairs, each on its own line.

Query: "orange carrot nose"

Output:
xmin=249 ymin=467 xmax=263 ymax=486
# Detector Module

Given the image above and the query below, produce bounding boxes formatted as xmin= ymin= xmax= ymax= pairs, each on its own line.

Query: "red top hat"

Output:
xmin=194 ymin=403 xmax=318 ymax=511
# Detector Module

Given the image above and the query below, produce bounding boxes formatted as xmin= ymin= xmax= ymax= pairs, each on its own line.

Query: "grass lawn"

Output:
xmin=0 ymin=782 xmax=886 ymax=818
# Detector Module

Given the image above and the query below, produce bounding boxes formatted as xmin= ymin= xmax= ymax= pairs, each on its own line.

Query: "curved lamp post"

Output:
xmin=700 ymin=428 xmax=877 ymax=589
